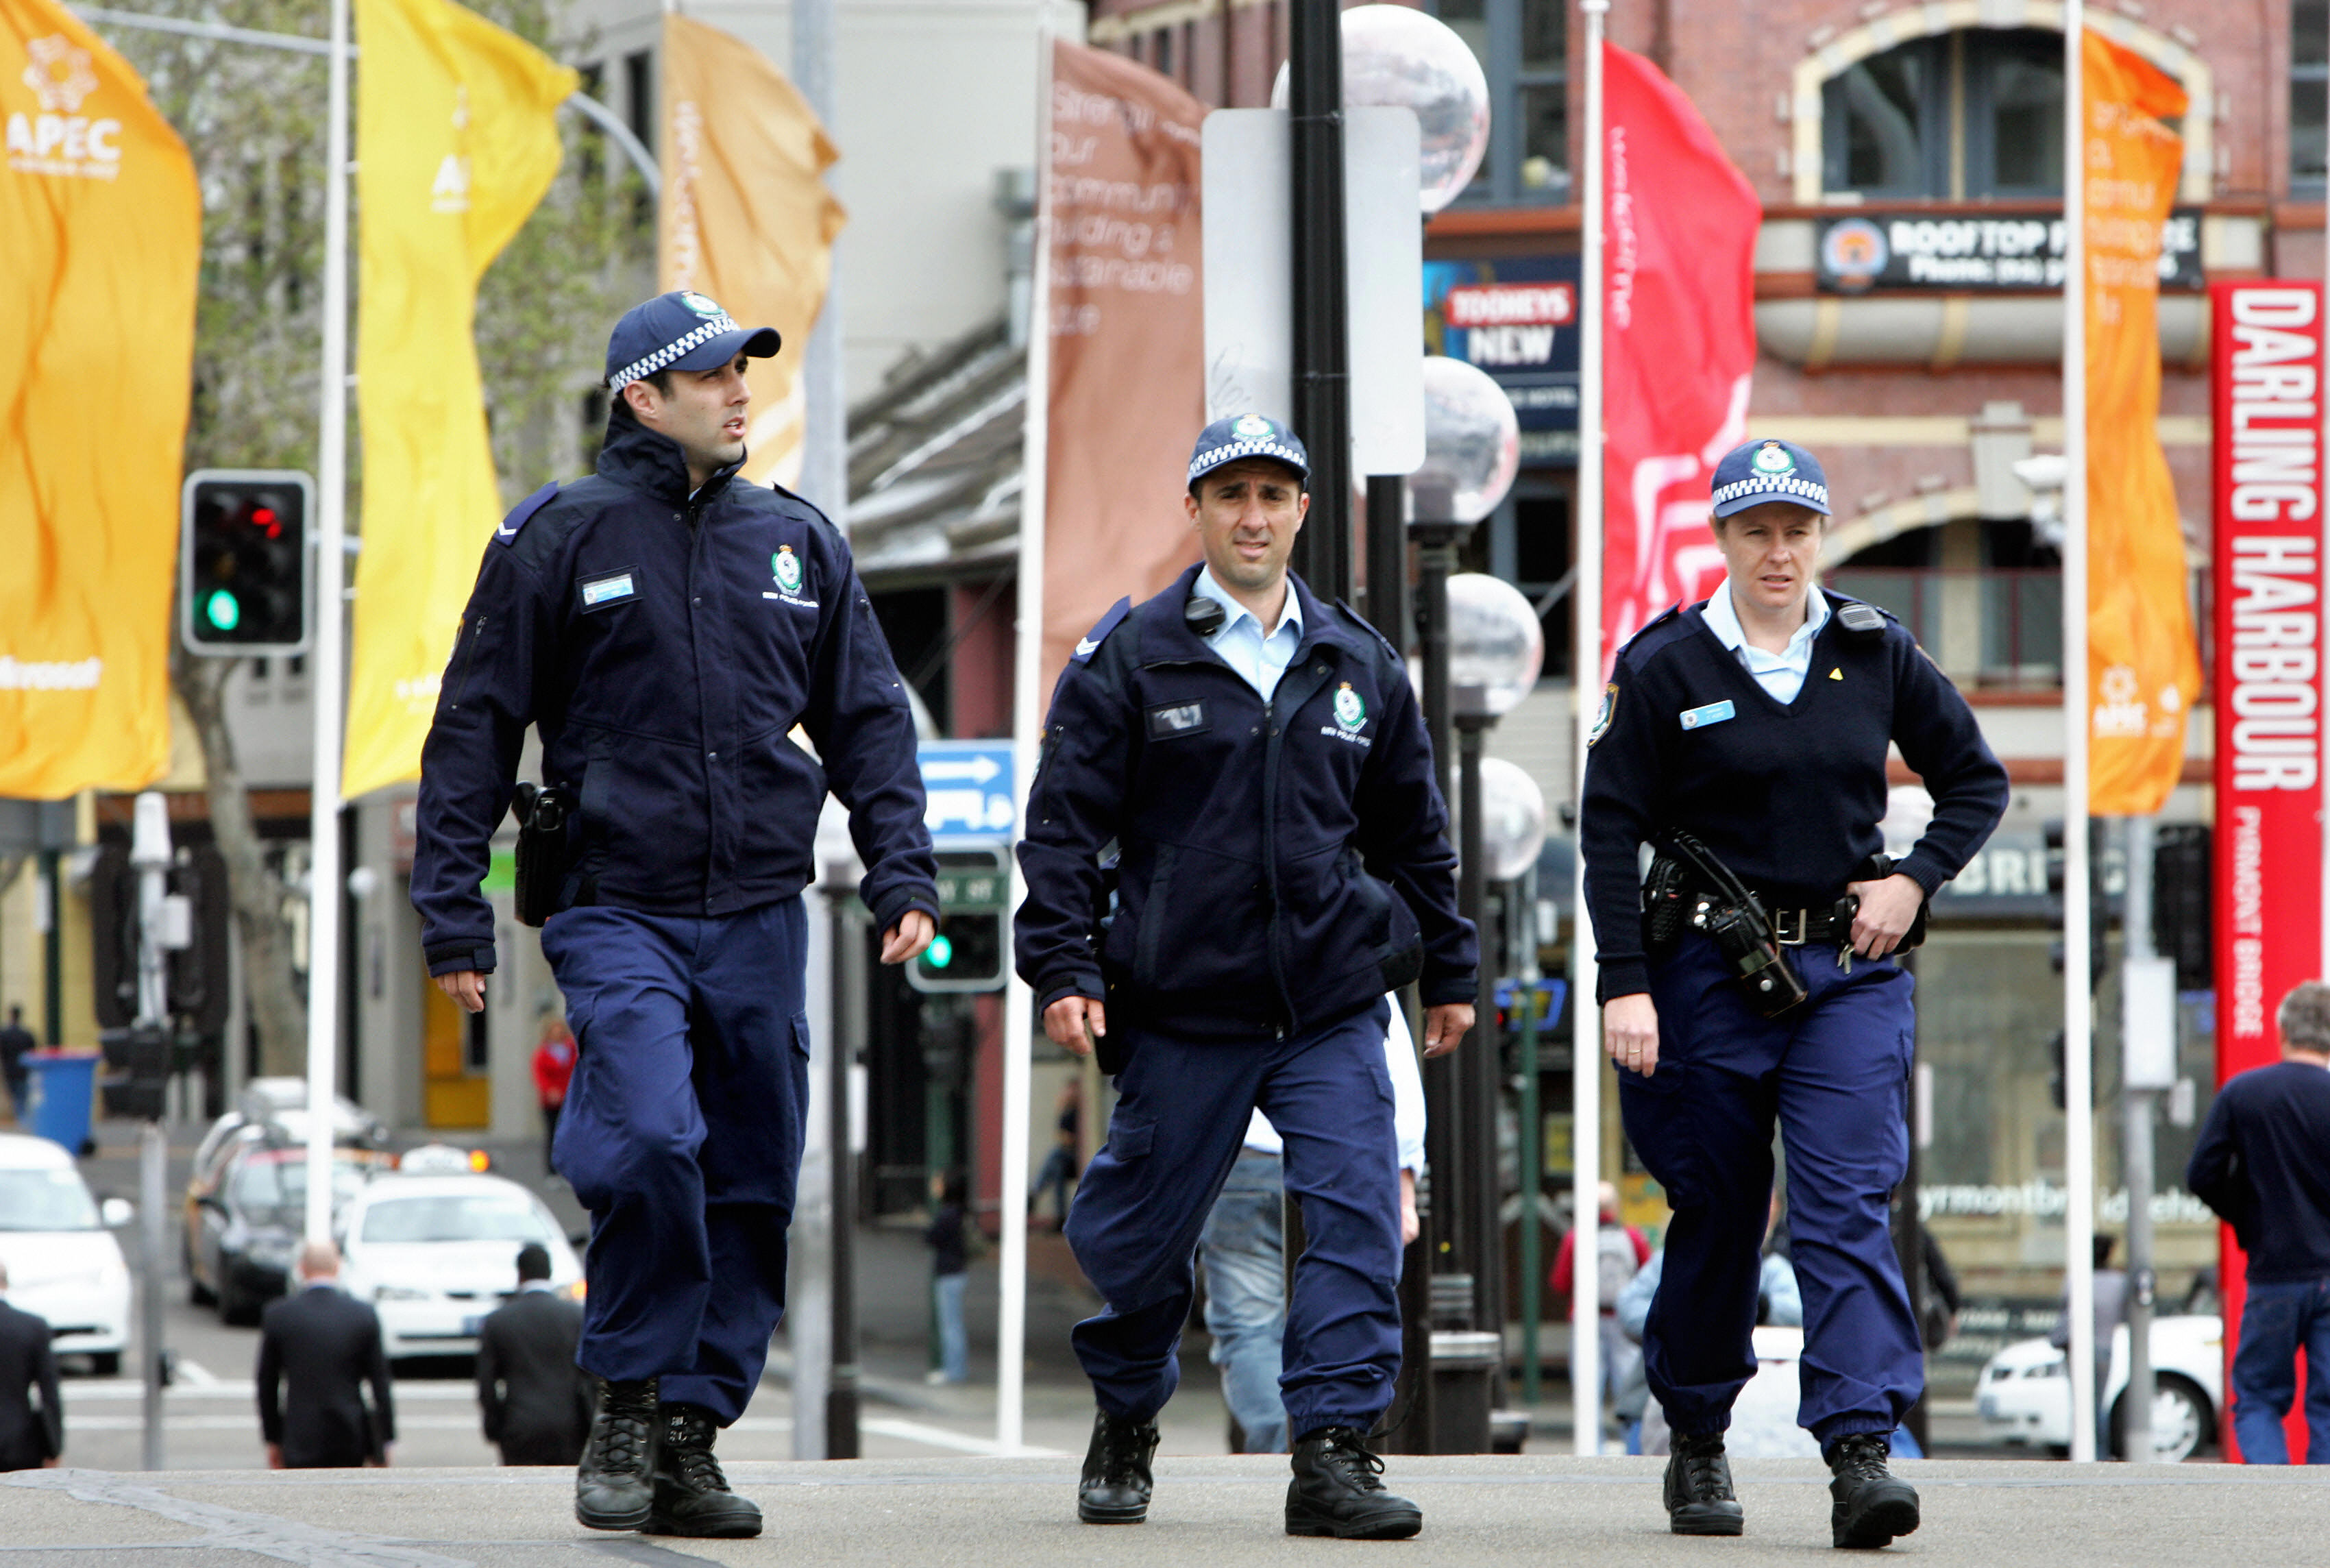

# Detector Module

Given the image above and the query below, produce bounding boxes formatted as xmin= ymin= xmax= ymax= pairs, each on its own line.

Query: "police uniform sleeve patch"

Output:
xmin=493 ymin=481 xmax=561 ymax=547
xmin=1588 ymin=682 xmax=1618 ymax=746
xmin=1072 ymin=598 xmax=1132 ymax=663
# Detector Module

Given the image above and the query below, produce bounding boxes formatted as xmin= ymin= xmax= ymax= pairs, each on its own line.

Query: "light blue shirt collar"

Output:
xmin=1702 ymin=584 xmax=1830 ymax=703
xmin=1194 ymin=564 xmax=1302 ymax=643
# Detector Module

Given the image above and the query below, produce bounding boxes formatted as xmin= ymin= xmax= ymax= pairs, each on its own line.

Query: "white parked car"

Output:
xmin=1975 ymin=1314 xmax=2223 ymax=1461
xmin=338 ymin=1167 xmax=581 ymax=1360
xmin=0 ymin=1133 xmax=133 ymax=1373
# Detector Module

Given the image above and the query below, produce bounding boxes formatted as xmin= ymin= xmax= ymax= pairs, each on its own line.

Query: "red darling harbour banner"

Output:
xmin=2209 ymin=279 xmax=2324 ymax=1462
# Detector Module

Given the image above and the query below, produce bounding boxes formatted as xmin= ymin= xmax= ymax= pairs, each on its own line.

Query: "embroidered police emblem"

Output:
xmin=1751 ymin=441 xmax=1795 ymax=476
xmin=1333 ymin=683 xmax=1366 ymax=731
xmin=1587 ymin=683 xmax=1618 ymax=746
xmin=1232 ymin=413 xmax=1273 ymax=439
xmin=772 ymin=546 xmax=804 ymax=595
xmin=681 ymin=292 xmax=724 ymax=318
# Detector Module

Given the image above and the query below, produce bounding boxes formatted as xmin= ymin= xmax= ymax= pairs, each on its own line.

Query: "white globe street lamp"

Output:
xmin=1475 ymin=757 xmax=1548 ymax=882
xmin=1415 ymin=356 xmax=1521 ymax=524
xmin=1271 ymin=3 xmax=1492 ymax=214
xmin=1445 ymin=572 xmax=1545 ymax=718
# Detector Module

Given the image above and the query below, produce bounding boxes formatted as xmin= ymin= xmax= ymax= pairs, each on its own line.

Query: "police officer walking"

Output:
xmin=1017 ymin=415 xmax=1476 ymax=1541
xmin=415 ymin=291 xmax=937 ymax=1538
xmin=1580 ymin=440 xmax=2006 ymax=1547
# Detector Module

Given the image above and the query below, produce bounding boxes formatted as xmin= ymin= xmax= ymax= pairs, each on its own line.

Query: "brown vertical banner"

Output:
xmin=1042 ymin=40 xmax=1205 ymax=691
xmin=660 ymin=13 xmax=845 ymax=492
xmin=2082 ymin=32 xmax=2198 ymax=815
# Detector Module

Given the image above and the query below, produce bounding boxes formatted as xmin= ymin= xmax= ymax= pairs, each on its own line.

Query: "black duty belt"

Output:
xmin=1756 ymin=898 xmax=1852 ymax=948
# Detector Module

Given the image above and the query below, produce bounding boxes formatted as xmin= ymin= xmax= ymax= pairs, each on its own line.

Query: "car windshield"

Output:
xmin=230 ymin=1157 xmax=369 ymax=1220
xmin=360 ymin=1195 xmax=553 ymax=1245
xmin=0 ymin=1167 xmax=101 ymax=1231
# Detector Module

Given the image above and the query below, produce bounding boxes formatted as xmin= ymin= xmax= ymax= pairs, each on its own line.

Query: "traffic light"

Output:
xmin=908 ymin=848 xmax=1009 ymax=993
xmin=181 ymin=469 xmax=313 ymax=654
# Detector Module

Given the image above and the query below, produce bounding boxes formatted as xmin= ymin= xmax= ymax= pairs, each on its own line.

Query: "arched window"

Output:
xmin=1821 ymin=29 xmax=2066 ymax=201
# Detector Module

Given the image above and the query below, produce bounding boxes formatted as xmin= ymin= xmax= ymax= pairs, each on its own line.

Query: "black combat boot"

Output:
xmin=1077 ymin=1410 xmax=1160 ymax=1524
xmin=647 ymin=1403 xmax=763 ymax=1538
xmin=1285 ymin=1426 xmax=1423 ymax=1541
xmin=1825 ymin=1432 xmax=1920 ymax=1549
xmin=1663 ymin=1431 xmax=1745 ymax=1536
xmin=575 ymin=1377 xmax=658 ymax=1531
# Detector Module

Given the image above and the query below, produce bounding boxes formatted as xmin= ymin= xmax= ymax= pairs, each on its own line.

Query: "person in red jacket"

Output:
xmin=1551 ymin=1181 xmax=1652 ymax=1444
xmin=532 ymin=1016 xmax=578 ymax=1175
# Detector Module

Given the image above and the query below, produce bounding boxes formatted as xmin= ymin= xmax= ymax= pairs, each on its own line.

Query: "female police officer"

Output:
xmin=1580 ymin=439 xmax=2006 ymax=1548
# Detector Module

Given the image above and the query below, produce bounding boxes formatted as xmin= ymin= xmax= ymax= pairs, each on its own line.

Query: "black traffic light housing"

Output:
xmin=907 ymin=848 xmax=1009 ymax=994
xmin=181 ymin=469 xmax=313 ymax=654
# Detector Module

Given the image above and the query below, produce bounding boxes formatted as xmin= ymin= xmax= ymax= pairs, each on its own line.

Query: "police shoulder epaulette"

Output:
xmin=1071 ymin=598 xmax=1132 ymax=665
xmin=1334 ymin=598 xmax=1403 ymax=664
xmin=491 ymin=482 xmax=561 ymax=548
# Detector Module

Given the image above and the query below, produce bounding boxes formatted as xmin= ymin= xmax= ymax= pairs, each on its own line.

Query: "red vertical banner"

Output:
xmin=2209 ymin=279 xmax=2325 ymax=1462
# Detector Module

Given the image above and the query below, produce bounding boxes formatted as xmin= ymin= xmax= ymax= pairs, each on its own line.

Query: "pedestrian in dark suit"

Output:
xmin=0 ymin=1263 xmax=62 ymax=1471
xmin=478 ymin=1242 xmax=593 ymax=1465
xmin=255 ymin=1241 xmax=395 ymax=1469
xmin=1 ymin=1005 xmax=35 ymax=1126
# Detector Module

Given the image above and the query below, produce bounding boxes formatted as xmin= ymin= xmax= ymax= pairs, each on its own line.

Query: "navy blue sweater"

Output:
xmin=1581 ymin=593 xmax=2008 ymax=1001
xmin=2187 ymin=1059 xmax=2330 ymax=1283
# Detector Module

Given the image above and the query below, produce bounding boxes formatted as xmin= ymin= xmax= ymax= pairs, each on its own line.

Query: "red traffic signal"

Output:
xmin=180 ymin=469 xmax=313 ymax=655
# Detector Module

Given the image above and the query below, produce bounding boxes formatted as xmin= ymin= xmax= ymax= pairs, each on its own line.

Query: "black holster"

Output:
xmin=510 ymin=783 xmax=573 ymax=929
xmin=1641 ymin=831 xmax=1808 ymax=1018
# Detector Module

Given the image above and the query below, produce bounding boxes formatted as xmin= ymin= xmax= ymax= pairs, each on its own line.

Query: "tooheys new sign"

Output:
xmin=2210 ymin=279 xmax=2325 ymax=1464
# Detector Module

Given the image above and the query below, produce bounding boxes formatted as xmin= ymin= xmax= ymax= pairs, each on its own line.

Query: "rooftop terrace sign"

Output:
xmin=1815 ymin=209 xmax=2201 ymax=293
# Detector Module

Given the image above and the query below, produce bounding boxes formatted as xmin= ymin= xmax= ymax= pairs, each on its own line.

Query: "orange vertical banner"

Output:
xmin=2083 ymin=32 xmax=2198 ymax=815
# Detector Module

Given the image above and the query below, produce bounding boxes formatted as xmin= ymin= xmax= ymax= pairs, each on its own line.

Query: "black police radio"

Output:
xmin=1184 ymin=591 xmax=1226 ymax=639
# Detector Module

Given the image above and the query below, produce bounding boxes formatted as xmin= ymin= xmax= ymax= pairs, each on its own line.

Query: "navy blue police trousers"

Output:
xmin=1620 ymin=933 xmax=1920 ymax=1445
xmin=540 ymin=899 xmax=809 ymax=1425
xmin=1066 ymin=1001 xmax=1403 ymax=1439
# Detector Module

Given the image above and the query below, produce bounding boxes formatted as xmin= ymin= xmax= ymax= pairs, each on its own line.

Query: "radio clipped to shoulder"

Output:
xmin=509 ymin=782 xmax=574 ymax=928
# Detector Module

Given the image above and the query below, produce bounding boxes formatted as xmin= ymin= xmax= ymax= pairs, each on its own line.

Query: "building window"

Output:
xmin=624 ymin=49 xmax=654 ymax=156
xmin=1154 ymin=24 xmax=1174 ymax=80
xmin=2298 ymin=2 xmax=2328 ymax=198
xmin=1433 ymin=0 xmax=1567 ymax=204
xmin=1822 ymin=28 xmax=2068 ymax=201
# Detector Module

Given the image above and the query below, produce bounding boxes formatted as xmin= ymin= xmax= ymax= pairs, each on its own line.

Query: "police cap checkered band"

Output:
xmin=604 ymin=291 xmax=781 ymax=391
xmin=1709 ymin=437 xmax=1832 ymax=519
xmin=1188 ymin=413 xmax=1310 ymax=487
xmin=1711 ymin=474 xmax=1830 ymax=509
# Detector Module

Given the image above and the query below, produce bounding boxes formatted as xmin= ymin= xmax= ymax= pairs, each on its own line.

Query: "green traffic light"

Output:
xmin=927 ymin=933 xmax=954 ymax=970
xmin=204 ymin=589 xmax=241 ymax=632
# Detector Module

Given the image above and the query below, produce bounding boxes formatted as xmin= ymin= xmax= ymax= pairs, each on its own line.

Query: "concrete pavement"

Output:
xmin=7 ymin=1456 xmax=2323 ymax=1567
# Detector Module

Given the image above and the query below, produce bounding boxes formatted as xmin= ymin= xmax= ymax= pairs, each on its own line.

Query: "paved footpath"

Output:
xmin=5 ymin=1457 xmax=2324 ymax=1567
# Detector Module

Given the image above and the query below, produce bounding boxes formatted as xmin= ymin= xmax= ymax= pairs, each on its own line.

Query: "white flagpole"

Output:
xmin=1570 ymin=0 xmax=1609 ymax=1458
xmin=302 ymin=0 xmax=353 ymax=1247
xmin=2061 ymin=0 xmax=2098 ymax=1466
xmin=996 ymin=21 xmax=1057 ymax=1458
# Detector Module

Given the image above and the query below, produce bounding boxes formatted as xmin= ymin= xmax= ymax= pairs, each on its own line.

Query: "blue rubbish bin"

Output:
xmin=25 ymin=1049 xmax=100 ymax=1155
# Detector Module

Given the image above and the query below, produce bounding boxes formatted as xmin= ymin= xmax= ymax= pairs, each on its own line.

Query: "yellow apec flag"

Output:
xmin=2083 ymin=33 xmax=2199 ymax=816
xmin=0 ymin=0 xmax=199 ymax=798
xmin=659 ymin=14 xmax=845 ymax=491
xmin=344 ymin=0 xmax=575 ymax=800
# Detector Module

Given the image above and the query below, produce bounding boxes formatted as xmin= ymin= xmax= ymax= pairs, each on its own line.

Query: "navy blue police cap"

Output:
xmin=1188 ymin=413 xmax=1310 ymax=490
xmin=1710 ymin=438 xmax=1831 ymax=519
xmin=605 ymin=291 xmax=780 ymax=391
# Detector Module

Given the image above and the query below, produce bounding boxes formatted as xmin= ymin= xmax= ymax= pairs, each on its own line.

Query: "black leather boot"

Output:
xmin=1826 ymin=1432 xmax=1920 ymax=1549
xmin=647 ymin=1403 xmax=763 ymax=1539
xmin=1285 ymin=1426 xmax=1422 ymax=1541
xmin=1078 ymin=1410 xmax=1160 ymax=1523
xmin=1663 ymin=1431 xmax=1745 ymax=1536
xmin=575 ymin=1377 xmax=658 ymax=1531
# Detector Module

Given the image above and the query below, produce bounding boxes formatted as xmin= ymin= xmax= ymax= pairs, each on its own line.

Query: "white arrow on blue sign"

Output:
xmin=918 ymin=741 xmax=1016 ymax=840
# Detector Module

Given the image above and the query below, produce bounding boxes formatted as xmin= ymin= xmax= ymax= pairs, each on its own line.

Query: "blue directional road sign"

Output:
xmin=918 ymin=742 xmax=1016 ymax=842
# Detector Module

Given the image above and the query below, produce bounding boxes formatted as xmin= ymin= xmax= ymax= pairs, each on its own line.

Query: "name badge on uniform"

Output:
xmin=1146 ymin=701 xmax=1208 ymax=739
xmin=1679 ymin=699 xmax=1736 ymax=731
xmin=578 ymin=568 xmax=639 ymax=611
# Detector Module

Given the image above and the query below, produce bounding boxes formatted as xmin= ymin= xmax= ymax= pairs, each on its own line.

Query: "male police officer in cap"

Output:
xmin=414 ymin=290 xmax=937 ymax=1537
xmin=1017 ymin=414 xmax=1476 ymax=1540
xmin=1581 ymin=439 xmax=2005 ymax=1547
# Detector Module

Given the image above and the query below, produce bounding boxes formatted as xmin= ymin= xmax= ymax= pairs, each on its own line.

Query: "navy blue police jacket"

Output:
xmin=1580 ymin=591 xmax=2008 ymax=1003
xmin=1015 ymin=565 xmax=1476 ymax=1042
xmin=411 ymin=406 xmax=938 ymax=977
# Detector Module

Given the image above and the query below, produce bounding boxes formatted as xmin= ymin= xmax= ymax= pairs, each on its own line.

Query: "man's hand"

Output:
xmin=39 ymin=1456 xmax=59 ymax=1468
xmin=1605 ymin=992 xmax=1660 ymax=1077
xmin=265 ymin=1443 xmax=283 ymax=1470
xmin=434 ymin=971 xmax=487 ymax=1014
xmin=1399 ymin=1168 xmax=1420 ymax=1246
xmin=1043 ymin=995 xmax=1106 ymax=1056
xmin=879 ymin=909 xmax=937 ymax=966
xmin=1846 ymin=872 xmax=1926 ymax=959
xmin=1421 ymin=1003 xmax=1473 ymax=1058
